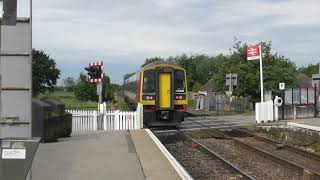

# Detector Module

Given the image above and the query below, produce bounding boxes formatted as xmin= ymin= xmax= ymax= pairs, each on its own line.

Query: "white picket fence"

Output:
xmin=67 ymin=109 xmax=141 ymax=133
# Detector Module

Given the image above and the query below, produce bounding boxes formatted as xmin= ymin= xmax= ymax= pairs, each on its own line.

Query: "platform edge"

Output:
xmin=287 ymin=122 xmax=320 ymax=132
xmin=145 ymin=129 xmax=193 ymax=180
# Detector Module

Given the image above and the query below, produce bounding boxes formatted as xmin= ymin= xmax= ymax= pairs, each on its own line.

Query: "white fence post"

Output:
xmin=130 ymin=111 xmax=135 ymax=129
xmin=114 ymin=110 xmax=120 ymax=130
xmin=103 ymin=113 xmax=107 ymax=131
xmin=119 ymin=112 xmax=123 ymax=130
xmin=103 ymin=102 xmax=107 ymax=113
xmin=136 ymin=103 xmax=143 ymax=129
xmin=93 ymin=111 xmax=98 ymax=131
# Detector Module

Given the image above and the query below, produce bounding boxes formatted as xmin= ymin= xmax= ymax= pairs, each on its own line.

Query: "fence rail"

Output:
xmin=67 ymin=109 xmax=141 ymax=134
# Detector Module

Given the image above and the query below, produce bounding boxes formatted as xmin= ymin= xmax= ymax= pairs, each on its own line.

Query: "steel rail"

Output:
xmin=237 ymin=128 xmax=320 ymax=162
xmin=177 ymin=130 xmax=256 ymax=180
xmin=220 ymin=131 xmax=320 ymax=180
xmin=184 ymin=115 xmax=320 ymax=179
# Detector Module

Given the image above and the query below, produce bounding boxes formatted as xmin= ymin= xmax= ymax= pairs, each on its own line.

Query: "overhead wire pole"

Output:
xmin=259 ymin=42 xmax=264 ymax=102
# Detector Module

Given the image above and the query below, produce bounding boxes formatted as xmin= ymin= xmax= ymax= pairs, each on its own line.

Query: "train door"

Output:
xmin=155 ymin=67 xmax=174 ymax=111
xmin=159 ymin=73 xmax=171 ymax=109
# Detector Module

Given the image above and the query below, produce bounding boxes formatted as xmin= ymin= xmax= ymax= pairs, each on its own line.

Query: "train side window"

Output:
xmin=175 ymin=70 xmax=185 ymax=93
xmin=143 ymin=70 xmax=155 ymax=93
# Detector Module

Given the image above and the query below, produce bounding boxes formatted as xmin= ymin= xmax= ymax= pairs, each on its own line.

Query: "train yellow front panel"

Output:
xmin=159 ymin=73 xmax=171 ymax=108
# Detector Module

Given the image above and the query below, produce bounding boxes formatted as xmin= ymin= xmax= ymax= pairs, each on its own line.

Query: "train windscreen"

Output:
xmin=143 ymin=70 xmax=155 ymax=93
xmin=175 ymin=70 xmax=186 ymax=93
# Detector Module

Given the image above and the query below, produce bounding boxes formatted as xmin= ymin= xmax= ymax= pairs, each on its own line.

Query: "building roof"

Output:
xmin=198 ymin=79 xmax=215 ymax=92
xmin=297 ymin=73 xmax=312 ymax=88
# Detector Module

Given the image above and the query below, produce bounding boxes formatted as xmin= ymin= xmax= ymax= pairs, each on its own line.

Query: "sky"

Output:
xmin=16 ymin=0 xmax=320 ymax=84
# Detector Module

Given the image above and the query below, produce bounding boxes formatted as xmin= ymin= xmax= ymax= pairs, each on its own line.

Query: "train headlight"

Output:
xmin=175 ymin=94 xmax=186 ymax=100
xmin=143 ymin=95 xmax=155 ymax=100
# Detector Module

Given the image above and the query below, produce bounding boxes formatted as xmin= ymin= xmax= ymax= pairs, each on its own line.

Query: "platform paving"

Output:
xmin=31 ymin=131 xmax=145 ymax=180
xmin=288 ymin=118 xmax=320 ymax=131
xmin=130 ymin=130 xmax=181 ymax=180
xmin=289 ymin=118 xmax=320 ymax=127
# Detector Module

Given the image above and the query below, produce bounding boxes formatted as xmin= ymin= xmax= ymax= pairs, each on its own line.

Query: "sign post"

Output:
xmin=247 ymin=43 xmax=264 ymax=102
xmin=279 ymin=83 xmax=285 ymax=120
xmin=97 ymin=82 xmax=102 ymax=104
xmin=225 ymin=73 xmax=237 ymax=96
xmin=259 ymin=44 xmax=264 ymax=102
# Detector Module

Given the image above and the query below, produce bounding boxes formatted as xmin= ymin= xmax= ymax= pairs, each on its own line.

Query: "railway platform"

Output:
xmin=31 ymin=130 xmax=186 ymax=180
xmin=287 ymin=118 xmax=320 ymax=131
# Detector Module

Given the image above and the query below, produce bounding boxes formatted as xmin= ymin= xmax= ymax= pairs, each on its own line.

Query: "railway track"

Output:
xmin=179 ymin=112 xmax=248 ymax=131
xmin=152 ymin=113 xmax=320 ymax=179
xmin=228 ymin=129 xmax=320 ymax=174
xmin=183 ymin=116 xmax=320 ymax=179
xmin=153 ymin=130 xmax=254 ymax=180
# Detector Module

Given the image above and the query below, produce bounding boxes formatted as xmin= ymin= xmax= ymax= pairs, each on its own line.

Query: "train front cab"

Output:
xmin=141 ymin=65 xmax=188 ymax=127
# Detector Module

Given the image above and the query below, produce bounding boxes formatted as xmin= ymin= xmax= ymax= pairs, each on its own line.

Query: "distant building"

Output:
xmin=297 ymin=73 xmax=312 ymax=88
xmin=198 ymin=79 xmax=215 ymax=92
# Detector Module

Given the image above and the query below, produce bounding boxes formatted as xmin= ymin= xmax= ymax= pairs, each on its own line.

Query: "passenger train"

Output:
xmin=123 ymin=62 xmax=188 ymax=126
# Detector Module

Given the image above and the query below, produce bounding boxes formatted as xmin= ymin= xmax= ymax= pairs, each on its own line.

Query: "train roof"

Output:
xmin=141 ymin=61 xmax=184 ymax=70
xmin=124 ymin=61 xmax=185 ymax=84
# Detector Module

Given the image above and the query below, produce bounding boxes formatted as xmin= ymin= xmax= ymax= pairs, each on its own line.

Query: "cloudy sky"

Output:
xmin=17 ymin=0 xmax=320 ymax=84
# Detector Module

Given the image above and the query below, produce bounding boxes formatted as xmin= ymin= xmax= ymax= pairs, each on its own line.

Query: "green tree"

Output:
xmin=32 ymin=49 xmax=61 ymax=96
xmin=299 ymin=63 xmax=320 ymax=77
xmin=74 ymin=73 xmax=115 ymax=102
xmin=141 ymin=57 xmax=164 ymax=68
xmin=111 ymin=83 xmax=121 ymax=92
xmin=123 ymin=72 xmax=135 ymax=82
xmin=168 ymin=54 xmax=222 ymax=91
xmin=63 ymin=77 xmax=76 ymax=92
xmin=212 ymin=39 xmax=298 ymax=101
xmin=102 ymin=75 xmax=115 ymax=103
xmin=170 ymin=54 xmax=197 ymax=90
xmin=74 ymin=73 xmax=96 ymax=101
